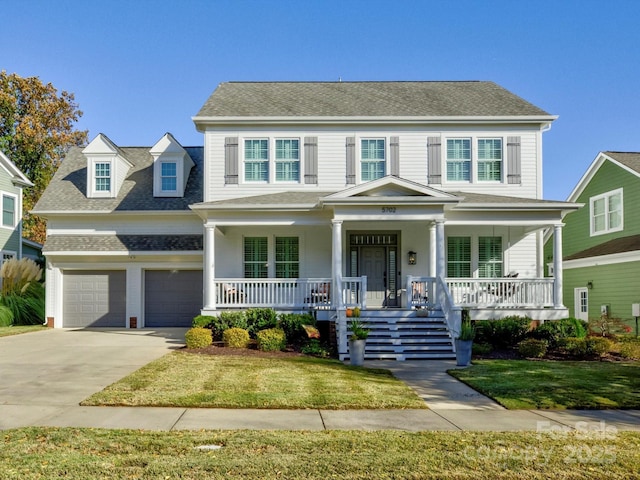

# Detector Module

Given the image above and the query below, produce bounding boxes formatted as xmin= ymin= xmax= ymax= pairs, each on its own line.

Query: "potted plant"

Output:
xmin=455 ymin=318 xmax=475 ymax=367
xmin=349 ymin=318 xmax=369 ymax=366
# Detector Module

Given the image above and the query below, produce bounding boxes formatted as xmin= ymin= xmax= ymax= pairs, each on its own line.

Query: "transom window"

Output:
xmin=95 ymin=162 xmax=111 ymax=192
xmin=590 ymin=189 xmax=623 ymax=236
xmin=477 ymin=139 xmax=502 ymax=181
xmin=446 ymin=139 xmax=471 ymax=181
xmin=361 ymin=139 xmax=386 ymax=181
xmin=275 ymin=139 xmax=300 ymax=182
xmin=161 ymin=162 xmax=177 ymax=191
xmin=2 ymin=194 xmax=15 ymax=228
xmin=244 ymin=139 xmax=269 ymax=182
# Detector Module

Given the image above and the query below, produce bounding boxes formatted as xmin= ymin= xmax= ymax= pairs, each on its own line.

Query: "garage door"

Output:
xmin=63 ymin=271 xmax=127 ymax=328
xmin=145 ymin=270 xmax=203 ymax=327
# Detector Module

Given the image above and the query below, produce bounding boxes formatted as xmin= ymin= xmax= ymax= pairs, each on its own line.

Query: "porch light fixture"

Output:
xmin=408 ymin=251 xmax=417 ymax=266
xmin=587 ymin=281 xmax=593 ymax=290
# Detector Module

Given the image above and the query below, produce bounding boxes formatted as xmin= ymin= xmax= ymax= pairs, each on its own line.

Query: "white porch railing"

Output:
xmin=213 ymin=277 xmax=367 ymax=309
xmin=406 ymin=275 xmax=436 ymax=309
xmin=446 ymin=278 xmax=555 ymax=308
xmin=408 ymin=275 xmax=461 ymax=341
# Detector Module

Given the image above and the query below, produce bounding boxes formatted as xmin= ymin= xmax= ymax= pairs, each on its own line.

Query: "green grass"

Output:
xmin=2 ymin=427 xmax=638 ymax=479
xmin=449 ymin=360 xmax=640 ymax=409
xmin=82 ymin=351 xmax=426 ymax=409
xmin=0 ymin=325 xmax=47 ymax=337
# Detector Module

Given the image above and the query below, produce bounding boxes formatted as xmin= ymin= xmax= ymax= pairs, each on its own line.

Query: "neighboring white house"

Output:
xmin=0 ymin=150 xmax=34 ymax=267
xmin=33 ymin=81 xmax=579 ymax=359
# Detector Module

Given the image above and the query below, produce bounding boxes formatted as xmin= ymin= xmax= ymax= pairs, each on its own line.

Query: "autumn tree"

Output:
xmin=0 ymin=71 xmax=88 ymax=243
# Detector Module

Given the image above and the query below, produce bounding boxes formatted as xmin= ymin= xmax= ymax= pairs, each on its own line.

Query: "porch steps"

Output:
xmin=344 ymin=309 xmax=455 ymax=361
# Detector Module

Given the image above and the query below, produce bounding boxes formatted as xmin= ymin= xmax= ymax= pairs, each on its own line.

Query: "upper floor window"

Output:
xmin=161 ymin=162 xmax=177 ymax=191
xmin=244 ymin=139 xmax=269 ymax=182
xmin=361 ymin=139 xmax=386 ymax=181
xmin=446 ymin=139 xmax=471 ymax=182
xmin=477 ymin=139 xmax=502 ymax=181
xmin=590 ymin=188 xmax=623 ymax=236
xmin=95 ymin=162 xmax=111 ymax=192
xmin=2 ymin=194 xmax=15 ymax=228
xmin=275 ymin=139 xmax=300 ymax=182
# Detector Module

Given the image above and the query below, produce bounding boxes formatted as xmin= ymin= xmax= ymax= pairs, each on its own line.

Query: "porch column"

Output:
xmin=428 ymin=222 xmax=436 ymax=277
xmin=435 ymin=219 xmax=445 ymax=279
xmin=332 ymin=219 xmax=343 ymax=309
xmin=203 ymin=223 xmax=216 ymax=310
xmin=553 ymin=223 xmax=564 ymax=308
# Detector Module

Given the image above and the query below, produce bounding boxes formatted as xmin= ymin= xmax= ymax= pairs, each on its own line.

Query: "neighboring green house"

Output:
xmin=545 ymin=151 xmax=640 ymax=329
xmin=0 ymin=150 xmax=33 ymax=267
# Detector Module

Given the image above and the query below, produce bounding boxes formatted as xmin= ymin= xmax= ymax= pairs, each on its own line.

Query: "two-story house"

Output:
xmin=34 ymin=81 xmax=579 ymax=359
xmin=546 ymin=151 xmax=640 ymax=330
xmin=0 ymin=150 xmax=33 ymax=266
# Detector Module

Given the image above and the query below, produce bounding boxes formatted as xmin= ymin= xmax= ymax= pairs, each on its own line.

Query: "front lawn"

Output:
xmin=0 ymin=325 xmax=47 ymax=337
xmin=3 ymin=427 xmax=639 ymax=479
xmin=82 ymin=351 xmax=426 ymax=409
xmin=449 ymin=360 xmax=640 ymax=409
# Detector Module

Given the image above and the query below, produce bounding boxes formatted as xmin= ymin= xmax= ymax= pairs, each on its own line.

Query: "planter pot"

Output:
xmin=455 ymin=339 xmax=473 ymax=367
xmin=349 ymin=339 xmax=366 ymax=366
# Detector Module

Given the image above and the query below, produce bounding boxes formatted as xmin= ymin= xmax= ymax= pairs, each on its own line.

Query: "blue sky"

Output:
xmin=2 ymin=0 xmax=639 ymax=201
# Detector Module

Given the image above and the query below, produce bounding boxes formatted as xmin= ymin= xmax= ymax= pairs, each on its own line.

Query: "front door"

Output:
xmin=574 ymin=287 xmax=589 ymax=321
xmin=361 ymin=247 xmax=387 ymax=307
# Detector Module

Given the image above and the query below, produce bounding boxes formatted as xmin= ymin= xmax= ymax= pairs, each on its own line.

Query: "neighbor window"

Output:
xmin=2 ymin=195 xmax=15 ymax=227
xmin=161 ymin=162 xmax=177 ymax=191
xmin=478 ymin=236 xmax=503 ymax=278
xmin=95 ymin=162 xmax=111 ymax=192
xmin=275 ymin=139 xmax=300 ymax=182
xmin=590 ymin=189 xmax=623 ymax=235
xmin=446 ymin=139 xmax=471 ymax=182
xmin=361 ymin=139 xmax=386 ymax=181
xmin=477 ymin=139 xmax=502 ymax=181
xmin=244 ymin=237 xmax=268 ymax=278
xmin=447 ymin=237 xmax=471 ymax=277
xmin=275 ymin=236 xmax=299 ymax=278
xmin=244 ymin=139 xmax=269 ymax=182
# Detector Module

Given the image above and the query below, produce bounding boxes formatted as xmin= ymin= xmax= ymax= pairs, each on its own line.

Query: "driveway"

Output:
xmin=0 ymin=328 xmax=186 ymax=406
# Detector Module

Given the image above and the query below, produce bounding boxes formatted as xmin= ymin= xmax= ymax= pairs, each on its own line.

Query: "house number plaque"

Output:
xmin=381 ymin=207 xmax=397 ymax=213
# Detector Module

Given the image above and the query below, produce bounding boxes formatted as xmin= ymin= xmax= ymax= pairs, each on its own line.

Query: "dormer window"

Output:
xmin=161 ymin=162 xmax=177 ymax=191
xmin=95 ymin=163 xmax=111 ymax=192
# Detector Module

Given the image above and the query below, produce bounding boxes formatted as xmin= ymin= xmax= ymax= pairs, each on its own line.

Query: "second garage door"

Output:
xmin=63 ymin=271 xmax=127 ymax=328
xmin=145 ymin=270 xmax=203 ymax=327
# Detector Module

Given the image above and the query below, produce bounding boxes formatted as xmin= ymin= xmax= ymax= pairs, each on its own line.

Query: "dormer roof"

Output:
xmin=0 ymin=150 xmax=33 ymax=188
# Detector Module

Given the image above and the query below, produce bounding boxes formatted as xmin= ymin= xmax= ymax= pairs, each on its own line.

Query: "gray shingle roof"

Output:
xmin=565 ymin=234 xmax=640 ymax=261
xmin=43 ymin=235 xmax=203 ymax=253
xmin=604 ymin=152 xmax=640 ymax=174
xmin=32 ymin=146 xmax=203 ymax=213
xmin=195 ymin=81 xmax=551 ymax=118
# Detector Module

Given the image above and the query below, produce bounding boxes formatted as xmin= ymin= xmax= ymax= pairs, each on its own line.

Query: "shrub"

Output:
xmin=586 ymin=337 xmax=613 ymax=358
xmin=0 ymin=305 xmax=13 ymax=327
xmin=475 ymin=317 xmax=530 ymax=349
xmin=279 ymin=313 xmax=316 ymax=345
xmin=185 ymin=327 xmax=212 ymax=349
xmin=472 ymin=342 xmax=493 ymax=356
xmin=532 ymin=318 xmax=587 ymax=347
xmin=619 ymin=340 xmax=640 ymax=359
xmin=245 ymin=308 xmax=278 ymax=337
xmin=223 ymin=327 xmax=250 ymax=348
xmin=560 ymin=337 xmax=588 ymax=358
xmin=192 ymin=315 xmax=215 ymax=329
xmin=0 ymin=258 xmax=45 ymax=326
xmin=518 ymin=338 xmax=548 ymax=358
xmin=210 ymin=311 xmax=248 ymax=340
xmin=301 ymin=339 xmax=332 ymax=358
xmin=256 ymin=328 xmax=286 ymax=352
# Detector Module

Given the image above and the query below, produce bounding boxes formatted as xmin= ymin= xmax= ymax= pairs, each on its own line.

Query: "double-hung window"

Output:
xmin=161 ymin=162 xmax=177 ymax=191
xmin=244 ymin=237 xmax=268 ymax=278
xmin=244 ymin=139 xmax=269 ymax=182
xmin=275 ymin=237 xmax=299 ymax=278
xmin=590 ymin=189 xmax=623 ymax=236
xmin=478 ymin=237 xmax=503 ymax=278
xmin=446 ymin=139 xmax=471 ymax=182
xmin=95 ymin=162 xmax=111 ymax=192
xmin=447 ymin=237 xmax=471 ymax=277
xmin=2 ymin=195 xmax=15 ymax=228
xmin=361 ymin=139 xmax=385 ymax=181
xmin=275 ymin=139 xmax=299 ymax=182
xmin=477 ymin=139 xmax=502 ymax=181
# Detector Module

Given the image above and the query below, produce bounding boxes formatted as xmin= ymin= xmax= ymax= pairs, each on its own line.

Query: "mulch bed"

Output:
xmin=184 ymin=342 xmax=306 ymax=359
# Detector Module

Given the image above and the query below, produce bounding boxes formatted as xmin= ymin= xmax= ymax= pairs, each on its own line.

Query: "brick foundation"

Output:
xmin=46 ymin=317 xmax=54 ymax=328
xmin=129 ymin=317 xmax=138 ymax=329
